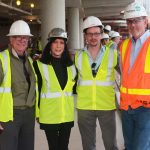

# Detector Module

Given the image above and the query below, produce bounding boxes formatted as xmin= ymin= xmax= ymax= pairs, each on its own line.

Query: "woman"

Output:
xmin=34 ymin=28 xmax=76 ymax=150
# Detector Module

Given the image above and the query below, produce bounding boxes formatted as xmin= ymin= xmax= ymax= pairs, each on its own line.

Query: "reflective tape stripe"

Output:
xmin=106 ymin=48 xmax=114 ymax=81
xmin=145 ymin=44 xmax=150 ymax=73
xmin=120 ymin=86 xmax=150 ymax=95
xmin=96 ymin=81 xmax=114 ymax=86
xmin=78 ymin=80 xmax=114 ymax=86
xmin=122 ymin=39 xmax=130 ymax=63
xmin=70 ymin=65 xmax=76 ymax=79
xmin=77 ymin=51 xmax=82 ymax=71
xmin=41 ymin=92 xmax=72 ymax=98
xmin=42 ymin=63 xmax=51 ymax=91
xmin=128 ymin=89 xmax=150 ymax=95
xmin=75 ymin=51 xmax=83 ymax=83
xmin=0 ymin=87 xmax=11 ymax=93
xmin=0 ymin=50 xmax=9 ymax=83
xmin=120 ymin=86 xmax=127 ymax=93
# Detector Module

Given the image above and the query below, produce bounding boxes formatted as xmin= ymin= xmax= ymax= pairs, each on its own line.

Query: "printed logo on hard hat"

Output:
xmin=126 ymin=6 xmax=141 ymax=13
xmin=135 ymin=5 xmax=141 ymax=11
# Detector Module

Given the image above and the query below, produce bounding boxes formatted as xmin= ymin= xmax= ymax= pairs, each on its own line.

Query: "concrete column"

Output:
xmin=79 ymin=17 xmax=84 ymax=48
xmin=40 ymin=0 xmax=65 ymax=47
xmin=67 ymin=8 xmax=80 ymax=52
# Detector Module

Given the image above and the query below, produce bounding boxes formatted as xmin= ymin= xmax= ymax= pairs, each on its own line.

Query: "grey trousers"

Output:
xmin=0 ymin=107 xmax=35 ymax=150
xmin=78 ymin=109 xmax=118 ymax=150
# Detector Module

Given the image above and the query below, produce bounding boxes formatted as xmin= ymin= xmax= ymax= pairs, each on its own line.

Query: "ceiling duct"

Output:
xmin=0 ymin=2 xmax=32 ymax=15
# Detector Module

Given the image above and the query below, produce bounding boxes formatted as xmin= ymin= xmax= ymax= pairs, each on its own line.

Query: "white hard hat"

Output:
xmin=104 ymin=25 xmax=111 ymax=31
xmin=7 ymin=20 xmax=33 ymax=36
xmin=48 ymin=28 xmax=67 ymax=40
xmin=111 ymin=32 xmax=121 ymax=38
xmin=101 ymin=33 xmax=109 ymax=39
xmin=83 ymin=16 xmax=103 ymax=31
xmin=109 ymin=30 xmax=115 ymax=37
xmin=124 ymin=2 xmax=148 ymax=19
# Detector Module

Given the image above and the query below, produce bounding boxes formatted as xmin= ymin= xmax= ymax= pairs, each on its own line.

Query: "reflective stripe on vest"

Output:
xmin=120 ymin=86 xmax=150 ymax=95
xmin=145 ymin=43 xmax=150 ymax=73
xmin=41 ymin=91 xmax=72 ymax=98
xmin=79 ymin=80 xmax=114 ymax=86
xmin=75 ymin=48 xmax=117 ymax=110
xmin=0 ymin=50 xmax=10 ymax=84
xmin=70 ymin=65 xmax=76 ymax=79
xmin=120 ymin=37 xmax=150 ymax=110
xmin=40 ymin=62 xmax=51 ymax=91
xmin=0 ymin=87 xmax=11 ymax=93
xmin=75 ymin=50 xmax=83 ymax=80
xmin=120 ymin=39 xmax=130 ymax=64
xmin=107 ymin=45 xmax=115 ymax=81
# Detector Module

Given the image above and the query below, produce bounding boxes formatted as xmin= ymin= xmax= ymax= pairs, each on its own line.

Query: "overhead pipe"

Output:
xmin=102 ymin=20 xmax=127 ymax=27
xmin=0 ymin=2 xmax=32 ymax=15
xmin=102 ymin=20 xmax=126 ymax=24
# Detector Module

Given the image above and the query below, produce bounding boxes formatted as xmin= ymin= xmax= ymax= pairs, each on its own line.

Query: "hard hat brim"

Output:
xmin=7 ymin=33 xmax=33 ymax=36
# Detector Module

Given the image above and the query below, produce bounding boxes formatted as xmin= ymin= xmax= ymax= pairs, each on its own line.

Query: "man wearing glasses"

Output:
xmin=75 ymin=16 xmax=118 ymax=150
xmin=120 ymin=2 xmax=150 ymax=150
xmin=0 ymin=20 xmax=38 ymax=150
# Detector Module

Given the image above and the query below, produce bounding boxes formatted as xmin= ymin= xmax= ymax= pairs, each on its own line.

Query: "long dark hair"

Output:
xmin=40 ymin=37 xmax=73 ymax=66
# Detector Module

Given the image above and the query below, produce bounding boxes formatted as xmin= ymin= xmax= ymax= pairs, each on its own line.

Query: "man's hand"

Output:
xmin=0 ymin=123 xmax=4 ymax=134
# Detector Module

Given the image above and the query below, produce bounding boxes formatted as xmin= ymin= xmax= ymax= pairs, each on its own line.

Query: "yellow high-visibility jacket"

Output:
xmin=37 ymin=61 xmax=76 ymax=124
xmin=75 ymin=47 xmax=117 ymax=110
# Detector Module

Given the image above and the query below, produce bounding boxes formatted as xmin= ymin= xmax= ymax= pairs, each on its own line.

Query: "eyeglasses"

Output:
xmin=126 ymin=17 xmax=144 ymax=25
xmin=86 ymin=32 xmax=101 ymax=37
xmin=12 ymin=36 xmax=30 ymax=41
xmin=91 ymin=63 xmax=97 ymax=77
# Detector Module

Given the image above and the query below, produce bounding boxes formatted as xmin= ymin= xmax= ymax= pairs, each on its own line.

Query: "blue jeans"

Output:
xmin=122 ymin=107 xmax=150 ymax=150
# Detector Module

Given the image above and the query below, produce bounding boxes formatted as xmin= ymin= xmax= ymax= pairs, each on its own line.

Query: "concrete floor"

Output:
xmin=34 ymin=109 xmax=125 ymax=150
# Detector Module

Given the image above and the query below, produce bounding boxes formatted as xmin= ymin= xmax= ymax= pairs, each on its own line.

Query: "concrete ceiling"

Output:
xmin=82 ymin=0 xmax=134 ymax=18
xmin=0 ymin=0 xmax=135 ymax=25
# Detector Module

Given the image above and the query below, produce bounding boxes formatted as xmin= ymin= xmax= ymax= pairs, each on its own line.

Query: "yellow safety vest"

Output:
xmin=37 ymin=61 xmax=76 ymax=124
xmin=0 ymin=49 xmax=38 ymax=122
xmin=75 ymin=47 xmax=117 ymax=110
xmin=28 ymin=57 xmax=39 ymax=117
xmin=38 ymin=40 xmax=42 ymax=52
xmin=107 ymin=40 xmax=114 ymax=47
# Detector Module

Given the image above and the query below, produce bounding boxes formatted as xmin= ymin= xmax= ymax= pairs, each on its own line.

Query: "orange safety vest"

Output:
xmin=120 ymin=37 xmax=150 ymax=110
